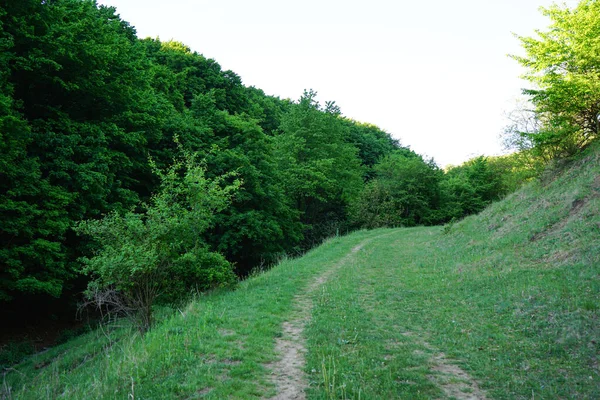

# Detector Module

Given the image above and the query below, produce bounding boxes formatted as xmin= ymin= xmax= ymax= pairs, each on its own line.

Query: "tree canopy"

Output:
xmin=511 ymin=0 xmax=600 ymax=158
xmin=0 ymin=0 xmax=403 ymax=317
xmin=0 ymin=0 xmax=556 ymax=329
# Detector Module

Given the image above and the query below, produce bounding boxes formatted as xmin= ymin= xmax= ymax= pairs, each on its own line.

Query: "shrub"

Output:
xmin=76 ymin=149 xmax=240 ymax=333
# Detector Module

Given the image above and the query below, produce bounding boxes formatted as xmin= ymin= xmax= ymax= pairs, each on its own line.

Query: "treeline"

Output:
xmin=0 ymin=0 xmax=401 ymax=316
xmin=0 ymin=0 xmax=547 ymax=323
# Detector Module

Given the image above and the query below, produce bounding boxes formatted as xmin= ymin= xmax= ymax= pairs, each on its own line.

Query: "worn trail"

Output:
xmin=400 ymin=331 xmax=488 ymax=400
xmin=267 ymin=242 xmax=366 ymax=400
xmin=267 ymin=230 xmax=488 ymax=400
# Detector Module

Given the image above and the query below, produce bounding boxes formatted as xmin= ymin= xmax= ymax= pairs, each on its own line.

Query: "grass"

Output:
xmin=305 ymin=230 xmax=442 ymax=399
xmin=304 ymin=145 xmax=600 ymax=399
xmin=3 ymin=145 xmax=600 ymax=399
xmin=2 ymin=230 xmax=385 ymax=399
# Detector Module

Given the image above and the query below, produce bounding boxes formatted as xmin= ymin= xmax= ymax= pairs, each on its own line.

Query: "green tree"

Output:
xmin=343 ymin=120 xmax=401 ymax=180
xmin=76 ymin=150 xmax=240 ymax=333
xmin=512 ymin=0 xmax=600 ymax=157
xmin=350 ymin=151 xmax=442 ymax=228
xmin=142 ymin=40 xmax=303 ymax=273
xmin=0 ymin=0 xmax=174 ymax=305
xmin=274 ymin=90 xmax=364 ymax=244
xmin=196 ymin=99 xmax=303 ymax=273
xmin=0 ymin=58 xmax=74 ymax=300
xmin=439 ymin=156 xmax=505 ymax=220
xmin=486 ymin=153 xmax=541 ymax=194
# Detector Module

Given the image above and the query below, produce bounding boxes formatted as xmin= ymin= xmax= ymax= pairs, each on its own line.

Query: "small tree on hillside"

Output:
xmin=76 ymin=149 xmax=240 ymax=334
xmin=512 ymin=0 xmax=600 ymax=158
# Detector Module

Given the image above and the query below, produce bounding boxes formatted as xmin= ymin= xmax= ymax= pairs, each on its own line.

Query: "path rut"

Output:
xmin=267 ymin=230 xmax=486 ymax=400
xmin=401 ymin=331 xmax=488 ymax=400
xmin=267 ymin=242 xmax=366 ymax=400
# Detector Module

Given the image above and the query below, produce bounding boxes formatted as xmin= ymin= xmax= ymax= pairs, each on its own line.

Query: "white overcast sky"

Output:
xmin=97 ymin=0 xmax=579 ymax=167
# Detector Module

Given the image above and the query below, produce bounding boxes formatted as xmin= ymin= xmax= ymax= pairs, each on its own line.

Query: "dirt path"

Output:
xmin=401 ymin=331 xmax=488 ymax=400
xmin=267 ymin=242 xmax=366 ymax=400
xmin=428 ymin=351 xmax=488 ymax=400
xmin=267 ymin=230 xmax=486 ymax=400
xmin=429 ymin=352 xmax=487 ymax=400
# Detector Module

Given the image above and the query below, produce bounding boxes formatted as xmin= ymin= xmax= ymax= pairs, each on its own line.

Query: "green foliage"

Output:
xmin=485 ymin=152 xmax=542 ymax=193
xmin=0 ymin=102 xmax=73 ymax=300
xmin=343 ymin=120 xmax=401 ymax=180
xmin=75 ymin=151 xmax=239 ymax=333
xmin=6 ymin=142 xmax=600 ymax=397
xmin=0 ymin=0 xmax=519 ymax=328
xmin=512 ymin=0 xmax=600 ymax=157
xmin=349 ymin=152 xmax=532 ymax=229
xmin=0 ymin=341 xmax=35 ymax=369
xmin=143 ymin=40 xmax=303 ymax=274
xmin=274 ymin=90 xmax=364 ymax=244
xmin=0 ymin=0 xmax=163 ymax=302
xmin=350 ymin=151 xmax=442 ymax=228
xmin=191 ymin=96 xmax=303 ymax=273
xmin=439 ymin=156 xmax=504 ymax=220
xmin=3 ymin=231 xmax=382 ymax=399
xmin=244 ymin=86 xmax=288 ymax=135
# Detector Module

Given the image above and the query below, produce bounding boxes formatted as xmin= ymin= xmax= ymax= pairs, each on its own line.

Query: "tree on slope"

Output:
xmin=342 ymin=120 xmax=401 ymax=180
xmin=0 ymin=0 xmax=165 ymax=303
xmin=142 ymin=40 xmax=303 ymax=273
xmin=512 ymin=0 xmax=600 ymax=157
xmin=438 ymin=156 xmax=505 ymax=220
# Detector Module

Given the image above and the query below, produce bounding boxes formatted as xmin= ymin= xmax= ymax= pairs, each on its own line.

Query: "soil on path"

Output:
xmin=267 ymin=242 xmax=365 ymax=400
xmin=429 ymin=351 xmax=488 ymax=400
xmin=267 ymin=233 xmax=487 ymax=400
xmin=401 ymin=331 xmax=488 ymax=400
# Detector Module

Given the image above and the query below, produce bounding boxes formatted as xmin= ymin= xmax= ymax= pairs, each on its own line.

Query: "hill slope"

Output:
xmin=3 ymin=146 xmax=599 ymax=399
xmin=302 ymin=145 xmax=600 ymax=399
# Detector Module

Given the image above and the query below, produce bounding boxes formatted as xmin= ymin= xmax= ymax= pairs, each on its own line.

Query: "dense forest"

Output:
xmin=1 ymin=0 xmax=597 ymax=334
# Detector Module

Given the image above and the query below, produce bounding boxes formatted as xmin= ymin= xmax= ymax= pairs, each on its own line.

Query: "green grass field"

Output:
xmin=3 ymin=147 xmax=599 ymax=399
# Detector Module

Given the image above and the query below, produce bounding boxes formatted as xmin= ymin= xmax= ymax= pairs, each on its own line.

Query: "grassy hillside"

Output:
xmin=303 ymin=145 xmax=600 ymax=399
xmin=2 ymin=145 xmax=599 ymax=399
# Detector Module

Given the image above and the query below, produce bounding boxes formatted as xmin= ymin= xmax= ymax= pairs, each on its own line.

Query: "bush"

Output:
xmin=76 ymin=149 xmax=240 ymax=333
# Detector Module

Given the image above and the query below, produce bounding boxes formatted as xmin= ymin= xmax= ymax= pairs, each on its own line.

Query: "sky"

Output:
xmin=97 ymin=0 xmax=579 ymax=167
